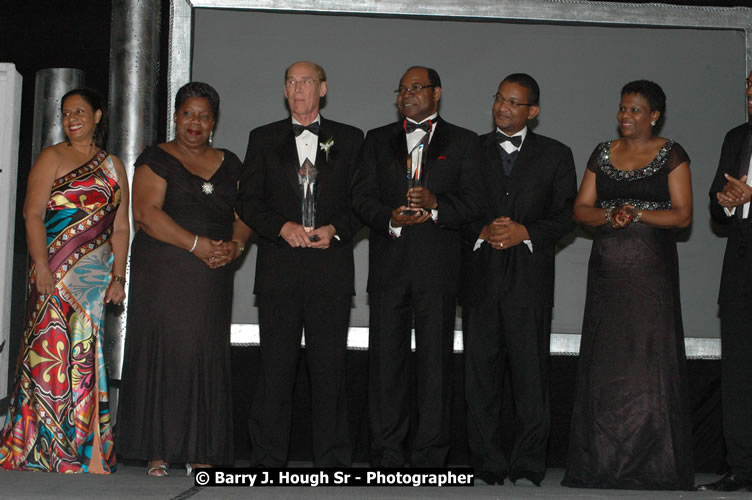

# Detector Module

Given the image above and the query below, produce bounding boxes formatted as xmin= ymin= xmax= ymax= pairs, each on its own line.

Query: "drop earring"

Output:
xmin=208 ymin=130 xmax=214 ymax=146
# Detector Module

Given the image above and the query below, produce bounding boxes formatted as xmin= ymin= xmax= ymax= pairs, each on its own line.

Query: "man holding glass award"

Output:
xmin=353 ymin=66 xmax=484 ymax=467
xmin=238 ymin=61 xmax=363 ymax=467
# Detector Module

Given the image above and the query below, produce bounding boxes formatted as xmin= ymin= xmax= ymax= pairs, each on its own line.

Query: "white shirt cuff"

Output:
xmin=473 ymin=239 xmax=534 ymax=252
xmin=389 ymin=220 xmax=402 ymax=238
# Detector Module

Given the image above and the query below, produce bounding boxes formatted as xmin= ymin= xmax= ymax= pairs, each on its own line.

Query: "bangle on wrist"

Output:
xmin=112 ymin=274 xmax=126 ymax=286
xmin=188 ymin=234 xmax=199 ymax=253
xmin=634 ymin=210 xmax=643 ymax=223
xmin=233 ymin=240 xmax=245 ymax=254
xmin=605 ymin=207 xmax=614 ymax=226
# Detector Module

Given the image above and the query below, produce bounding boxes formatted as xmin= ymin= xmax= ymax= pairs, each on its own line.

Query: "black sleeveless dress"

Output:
xmin=117 ymin=145 xmax=241 ymax=465
xmin=562 ymin=140 xmax=694 ymax=490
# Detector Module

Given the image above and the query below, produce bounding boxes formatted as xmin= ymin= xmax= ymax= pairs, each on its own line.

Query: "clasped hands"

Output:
xmin=481 ymin=217 xmax=529 ymax=250
xmin=191 ymin=236 xmax=243 ymax=268
xmin=280 ymin=221 xmax=336 ymax=249
xmin=716 ymin=174 xmax=752 ymax=209
xmin=606 ymin=205 xmax=640 ymax=229
xmin=391 ymin=187 xmax=437 ymax=227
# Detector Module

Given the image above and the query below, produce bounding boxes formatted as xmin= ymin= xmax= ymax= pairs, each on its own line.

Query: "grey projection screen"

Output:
xmin=169 ymin=0 xmax=752 ymax=357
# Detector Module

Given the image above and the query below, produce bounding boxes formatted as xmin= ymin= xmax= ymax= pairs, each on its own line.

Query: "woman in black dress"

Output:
xmin=117 ymin=82 xmax=252 ymax=476
xmin=562 ymin=80 xmax=694 ymax=490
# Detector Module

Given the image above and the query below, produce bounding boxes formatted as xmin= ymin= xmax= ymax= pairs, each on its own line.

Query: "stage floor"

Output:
xmin=0 ymin=464 xmax=743 ymax=499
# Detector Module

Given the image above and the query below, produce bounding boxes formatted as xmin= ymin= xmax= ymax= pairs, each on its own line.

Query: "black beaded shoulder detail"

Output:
xmin=597 ymin=139 xmax=675 ymax=182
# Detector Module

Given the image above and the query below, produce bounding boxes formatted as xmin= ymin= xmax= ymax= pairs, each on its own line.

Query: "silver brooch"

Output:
xmin=202 ymin=182 xmax=214 ymax=195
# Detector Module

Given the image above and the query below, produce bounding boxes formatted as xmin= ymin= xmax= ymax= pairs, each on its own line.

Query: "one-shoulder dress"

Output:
xmin=0 ymin=150 xmax=120 ymax=473
xmin=117 ymin=145 xmax=241 ymax=465
xmin=562 ymin=140 xmax=694 ymax=490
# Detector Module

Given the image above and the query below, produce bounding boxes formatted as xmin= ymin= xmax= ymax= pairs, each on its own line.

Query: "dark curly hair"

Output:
xmin=174 ymin=81 xmax=220 ymax=119
xmin=621 ymin=80 xmax=666 ymax=126
xmin=61 ymin=87 xmax=107 ymax=148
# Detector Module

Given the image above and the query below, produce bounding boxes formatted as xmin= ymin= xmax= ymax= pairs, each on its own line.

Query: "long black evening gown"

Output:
xmin=117 ymin=145 xmax=241 ymax=465
xmin=562 ymin=140 xmax=694 ymax=490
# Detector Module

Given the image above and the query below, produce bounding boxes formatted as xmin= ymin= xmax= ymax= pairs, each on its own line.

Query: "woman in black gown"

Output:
xmin=562 ymin=80 xmax=694 ymax=490
xmin=117 ymin=82 xmax=252 ymax=476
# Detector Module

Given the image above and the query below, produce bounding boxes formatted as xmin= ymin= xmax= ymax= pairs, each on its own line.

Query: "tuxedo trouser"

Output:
xmin=249 ymin=292 xmax=351 ymax=467
xmin=463 ymin=294 xmax=551 ymax=483
xmin=720 ymin=304 xmax=752 ymax=479
xmin=368 ymin=287 xmax=456 ymax=467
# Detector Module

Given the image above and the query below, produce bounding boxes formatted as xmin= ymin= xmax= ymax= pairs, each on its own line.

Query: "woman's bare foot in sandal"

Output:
xmin=147 ymin=460 xmax=169 ymax=476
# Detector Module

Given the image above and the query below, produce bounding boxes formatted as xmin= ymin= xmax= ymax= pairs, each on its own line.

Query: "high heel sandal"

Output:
xmin=147 ymin=462 xmax=169 ymax=477
xmin=186 ymin=463 xmax=193 ymax=476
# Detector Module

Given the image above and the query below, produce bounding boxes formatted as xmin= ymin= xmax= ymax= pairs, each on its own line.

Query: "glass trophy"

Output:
xmin=299 ymin=158 xmax=319 ymax=237
xmin=402 ymin=140 xmax=428 ymax=215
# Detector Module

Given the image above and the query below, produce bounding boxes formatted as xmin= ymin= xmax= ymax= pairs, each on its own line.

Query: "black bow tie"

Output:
xmin=293 ymin=122 xmax=320 ymax=137
xmin=496 ymin=131 xmax=522 ymax=148
xmin=404 ymin=119 xmax=432 ymax=134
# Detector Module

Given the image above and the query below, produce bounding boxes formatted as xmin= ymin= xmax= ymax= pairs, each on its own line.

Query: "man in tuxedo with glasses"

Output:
xmin=353 ymin=65 xmax=483 ymax=468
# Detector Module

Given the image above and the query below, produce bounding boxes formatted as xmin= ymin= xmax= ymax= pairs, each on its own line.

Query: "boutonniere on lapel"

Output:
xmin=320 ymin=136 xmax=334 ymax=162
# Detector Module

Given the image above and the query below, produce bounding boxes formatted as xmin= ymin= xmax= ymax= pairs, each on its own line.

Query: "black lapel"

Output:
xmin=391 ymin=121 xmax=409 ymax=188
xmin=506 ymin=131 xmax=537 ymax=188
xmin=277 ymin=126 xmax=302 ymax=198
xmin=315 ymin=118 xmax=335 ymax=192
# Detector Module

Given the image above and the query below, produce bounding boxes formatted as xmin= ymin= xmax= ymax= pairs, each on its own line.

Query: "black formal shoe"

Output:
xmin=697 ymin=472 xmax=752 ymax=491
xmin=509 ymin=471 xmax=542 ymax=487
xmin=475 ymin=470 xmax=503 ymax=486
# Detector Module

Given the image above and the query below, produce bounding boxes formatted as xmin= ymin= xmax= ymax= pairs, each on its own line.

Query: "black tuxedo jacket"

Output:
xmin=461 ymin=130 xmax=577 ymax=307
xmin=238 ymin=117 xmax=364 ymax=295
xmin=352 ymin=117 xmax=484 ymax=294
xmin=709 ymin=122 xmax=752 ymax=308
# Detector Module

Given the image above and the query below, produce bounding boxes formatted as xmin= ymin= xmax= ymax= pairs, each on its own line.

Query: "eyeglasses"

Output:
xmin=492 ymin=94 xmax=532 ymax=108
xmin=395 ymin=84 xmax=437 ymax=95
xmin=286 ymin=78 xmax=319 ymax=88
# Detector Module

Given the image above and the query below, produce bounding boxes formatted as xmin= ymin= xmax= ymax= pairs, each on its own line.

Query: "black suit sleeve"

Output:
xmin=435 ymin=131 xmax=484 ymax=230
xmin=326 ymin=126 xmax=364 ymax=243
xmin=709 ymin=128 xmax=741 ymax=225
xmin=525 ymin=145 xmax=577 ymax=246
xmin=352 ymin=130 xmax=396 ymax=237
xmin=238 ymin=127 xmax=289 ymax=241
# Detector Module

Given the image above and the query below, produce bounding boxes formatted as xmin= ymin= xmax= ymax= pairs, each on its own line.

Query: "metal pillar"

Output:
xmin=31 ymin=68 xmax=85 ymax=162
xmin=0 ymin=63 xmax=23 ymax=400
xmin=106 ymin=0 xmax=160 ymax=418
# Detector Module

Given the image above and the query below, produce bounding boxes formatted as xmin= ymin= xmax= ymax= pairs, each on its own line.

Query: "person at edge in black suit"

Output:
xmin=699 ymin=69 xmax=752 ymax=492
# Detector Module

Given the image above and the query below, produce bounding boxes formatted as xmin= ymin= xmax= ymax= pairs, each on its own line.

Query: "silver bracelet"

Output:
xmin=605 ymin=207 xmax=614 ymax=226
xmin=634 ymin=210 xmax=643 ymax=223
xmin=188 ymin=234 xmax=199 ymax=253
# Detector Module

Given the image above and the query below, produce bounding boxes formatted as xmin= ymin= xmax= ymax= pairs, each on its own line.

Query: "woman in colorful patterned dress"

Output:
xmin=0 ymin=88 xmax=130 ymax=473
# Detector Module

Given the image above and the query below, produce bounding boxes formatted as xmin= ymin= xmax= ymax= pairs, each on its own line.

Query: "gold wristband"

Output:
xmin=112 ymin=275 xmax=126 ymax=286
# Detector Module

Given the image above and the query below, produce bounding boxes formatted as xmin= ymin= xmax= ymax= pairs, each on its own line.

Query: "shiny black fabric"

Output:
xmin=563 ymin=141 xmax=694 ymax=490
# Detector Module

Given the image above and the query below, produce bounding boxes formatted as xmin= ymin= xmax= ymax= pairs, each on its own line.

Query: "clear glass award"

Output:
xmin=402 ymin=140 xmax=428 ymax=215
xmin=299 ymin=158 xmax=318 ymax=233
